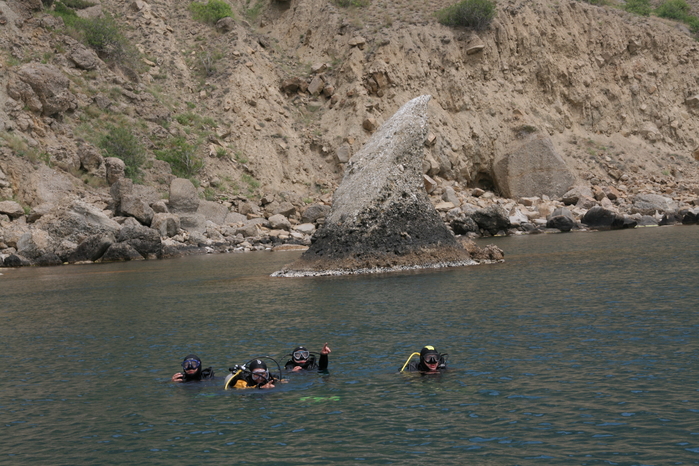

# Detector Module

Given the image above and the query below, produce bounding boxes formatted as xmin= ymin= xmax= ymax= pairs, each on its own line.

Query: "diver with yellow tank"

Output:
xmin=224 ymin=357 xmax=284 ymax=389
xmin=400 ymin=346 xmax=448 ymax=373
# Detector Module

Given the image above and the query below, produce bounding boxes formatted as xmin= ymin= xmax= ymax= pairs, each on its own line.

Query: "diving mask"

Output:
xmin=251 ymin=369 xmax=269 ymax=381
xmin=183 ymin=358 xmax=201 ymax=371
xmin=423 ymin=354 xmax=440 ymax=364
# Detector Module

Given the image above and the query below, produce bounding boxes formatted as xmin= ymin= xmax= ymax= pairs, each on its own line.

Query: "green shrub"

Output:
xmin=189 ymin=0 xmax=234 ymax=24
xmin=78 ymin=14 xmax=128 ymax=61
xmin=686 ymin=15 xmax=699 ymax=32
xmin=51 ymin=9 xmax=140 ymax=69
xmin=99 ymin=126 xmax=146 ymax=181
xmin=53 ymin=2 xmax=78 ymax=17
xmin=155 ymin=137 xmax=203 ymax=178
xmin=624 ymin=0 xmax=652 ymax=16
xmin=655 ymin=0 xmax=691 ymax=20
xmin=334 ymin=0 xmax=370 ymax=7
xmin=61 ymin=0 xmax=95 ymax=8
xmin=436 ymin=0 xmax=496 ymax=31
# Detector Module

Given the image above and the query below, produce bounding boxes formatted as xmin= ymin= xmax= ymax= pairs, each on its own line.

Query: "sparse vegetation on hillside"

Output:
xmin=334 ymin=0 xmax=370 ymax=7
xmin=436 ymin=0 xmax=496 ymax=30
xmin=155 ymin=137 xmax=203 ymax=179
xmin=624 ymin=0 xmax=652 ymax=16
xmin=655 ymin=0 xmax=699 ymax=32
xmin=188 ymin=0 xmax=234 ymax=24
xmin=656 ymin=0 xmax=691 ymax=19
xmin=61 ymin=0 xmax=95 ymax=8
xmin=50 ymin=5 xmax=142 ymax=69
xmin=99 ymin=126 xmax=146 ymax=182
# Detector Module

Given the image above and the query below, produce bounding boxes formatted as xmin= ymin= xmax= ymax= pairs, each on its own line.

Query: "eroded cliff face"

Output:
xmin=0 ymin=0 xmax=698 ymax=208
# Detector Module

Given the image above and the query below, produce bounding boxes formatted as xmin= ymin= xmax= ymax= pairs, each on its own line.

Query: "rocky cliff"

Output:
xmin=1 ymin=0 xmax=699 ymax=266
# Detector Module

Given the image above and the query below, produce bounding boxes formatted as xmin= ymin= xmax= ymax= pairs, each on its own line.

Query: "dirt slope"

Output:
xmin=1 ymin=0 xmax=698 ymax=207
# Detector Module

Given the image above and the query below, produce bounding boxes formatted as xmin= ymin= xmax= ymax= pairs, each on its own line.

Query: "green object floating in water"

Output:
xmin=299 ymin=396 xmax=340 ymax=403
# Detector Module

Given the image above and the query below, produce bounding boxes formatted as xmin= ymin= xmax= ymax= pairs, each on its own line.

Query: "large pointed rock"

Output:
xmin=273 ymin=95 xmax=473 ymax=276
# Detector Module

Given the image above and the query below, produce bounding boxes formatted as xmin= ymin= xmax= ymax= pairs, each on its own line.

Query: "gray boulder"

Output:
xmin=268 ymin=214 xmax=291 ymax=231
xmin=110 ymin=178 xmax=134 ymax=213
xmin=69 ymin=43 xmax=100 ymax=70
xmin=631 ymin=194 xmax=678 ymax=215
xmin=151 ymin=200 xmax=169 ymax=214
xmin=169 ymin=178 xmax=200 ymax=213
xmin=582 ymin=206 xmax=627 ymax=230
xmin=493 ymin=134 xmax=575 ymax=199
xmin=3 ymin=253 xmax=31 ymax=267
xmin=17 ymin=230 xmax=51 ymax=259
xmin=272 ymin=201 xmax=296 ymax=217
xmin=451 ymin=215 xmax=479 ymax=235
xmin=0 ymin=200 xmax=24 ymax=219
xmin=105 ymin=157 xmax=126 ymax=185
xmin=179 ymin=213 xmax=207 ymax=234
xmin=660 ymin=212 xmax=683 ymax=226
xmin=561 ymin=186 xmax=594 ymax=205
xmin=225 ymin=211 xmax=247 ymax=224
xmin=151 ymin=213 xmax=180 ymax=237
xmin=34 ymin=253 xmax=62 ymax=267
xmin=7 ymin=63 xmax=78 ymax=116
xmin=68 ymin=233 xmax=115 ymax=263
xmin=120 ymin=194 xmax=155 ymax=226
xmin=27 ymin=203 xmax=55 ymax=223
xmin=117 ymin=224 xmax=162 ymax=259
xmin=197 ymin=199 xmax=229 ymax=225
xmin=235 ymin=220 xmax=262 ymax=238
xmin=547 ymin=215 xmax=576 ymax=232
xmin=442 ymin=186 xmax=460 ymax=206
xmin=77 ymin=142 xmax=105 ymax=178
xmin=276 ymin=95 xmax=471 ymax=275
xmin=682 ymin=208 xmax=699 ymax=225
xmin=301 ymin=204 xmax=331 ymax=223
xmin=471 ymin=205 xmax=510 ymax=235
xmin=613 ymin=215 xmax=638 ymax=229
xmin=36 ymin=200 xmax=120 ymax=243
xmin=101 ymin=243 xmax=144 ymax=262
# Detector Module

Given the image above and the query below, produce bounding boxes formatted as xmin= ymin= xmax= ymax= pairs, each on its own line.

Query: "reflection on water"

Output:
xmin=1 ymin=227 xmax=698 ymax=464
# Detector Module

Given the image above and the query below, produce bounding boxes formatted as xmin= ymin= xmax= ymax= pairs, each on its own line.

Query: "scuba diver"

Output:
xmin=285 ymin=343 xmax=331 ymax=372
xmin=225 ymin=358 xmax=281 ymax=389
xmin=171 ymin=354 xmax=215 ymax=382
xmin=400 ymin=346 xmax=448 ymax=374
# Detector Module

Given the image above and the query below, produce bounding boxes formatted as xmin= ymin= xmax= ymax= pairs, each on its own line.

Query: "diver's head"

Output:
xmin=291 ymin=346 xmax=310 ymax=363
xmin=182 ymin=354 xmax=202 ymax=378
xmin=249 ymin=359 xmax=269 ymax=384
xmin=420 ymin=346 xmax=440 ymax=371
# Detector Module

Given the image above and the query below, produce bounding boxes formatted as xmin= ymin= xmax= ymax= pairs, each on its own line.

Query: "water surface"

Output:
xmin=2 ymin=226 xmax=698 ymax=465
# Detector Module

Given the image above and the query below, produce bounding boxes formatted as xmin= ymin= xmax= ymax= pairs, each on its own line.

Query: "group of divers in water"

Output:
xmin=171 ymin=344 xmax=449 ymax=389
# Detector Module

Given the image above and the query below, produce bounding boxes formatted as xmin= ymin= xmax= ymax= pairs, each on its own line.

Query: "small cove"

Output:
xmin=1 ymin=226 xmax=698 ymax=465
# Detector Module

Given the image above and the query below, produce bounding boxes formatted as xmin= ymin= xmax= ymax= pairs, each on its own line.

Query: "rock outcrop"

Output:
xmin=493 ymin=134 xmax=576 ymax=199
xmin=274 ymin=96 xmax=476 ymax=276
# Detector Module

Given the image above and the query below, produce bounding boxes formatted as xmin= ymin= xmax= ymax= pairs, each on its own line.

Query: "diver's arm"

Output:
xmin=319 ymin=342 xmax=331 ymax=371
xmin=319 ymin=354 xmax=328 ymax=371
xmin=171 ymin=372 xmax=184 ymax=382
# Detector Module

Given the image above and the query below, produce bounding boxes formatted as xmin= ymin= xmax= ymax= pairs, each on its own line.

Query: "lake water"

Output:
xmin=1 ymin=226 xmax=698 ymax=465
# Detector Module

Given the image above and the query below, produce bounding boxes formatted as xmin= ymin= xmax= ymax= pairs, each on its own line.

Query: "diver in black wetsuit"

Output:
xmin=284 ymin=343 xmax=331 ymax=372
xmin=403 ymin=346 xmax=448 ymax=373
xmin=171 ymin=354 xmax=215 ymax=382
xmin=227 ymin=359 xmax=278 ymax=389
